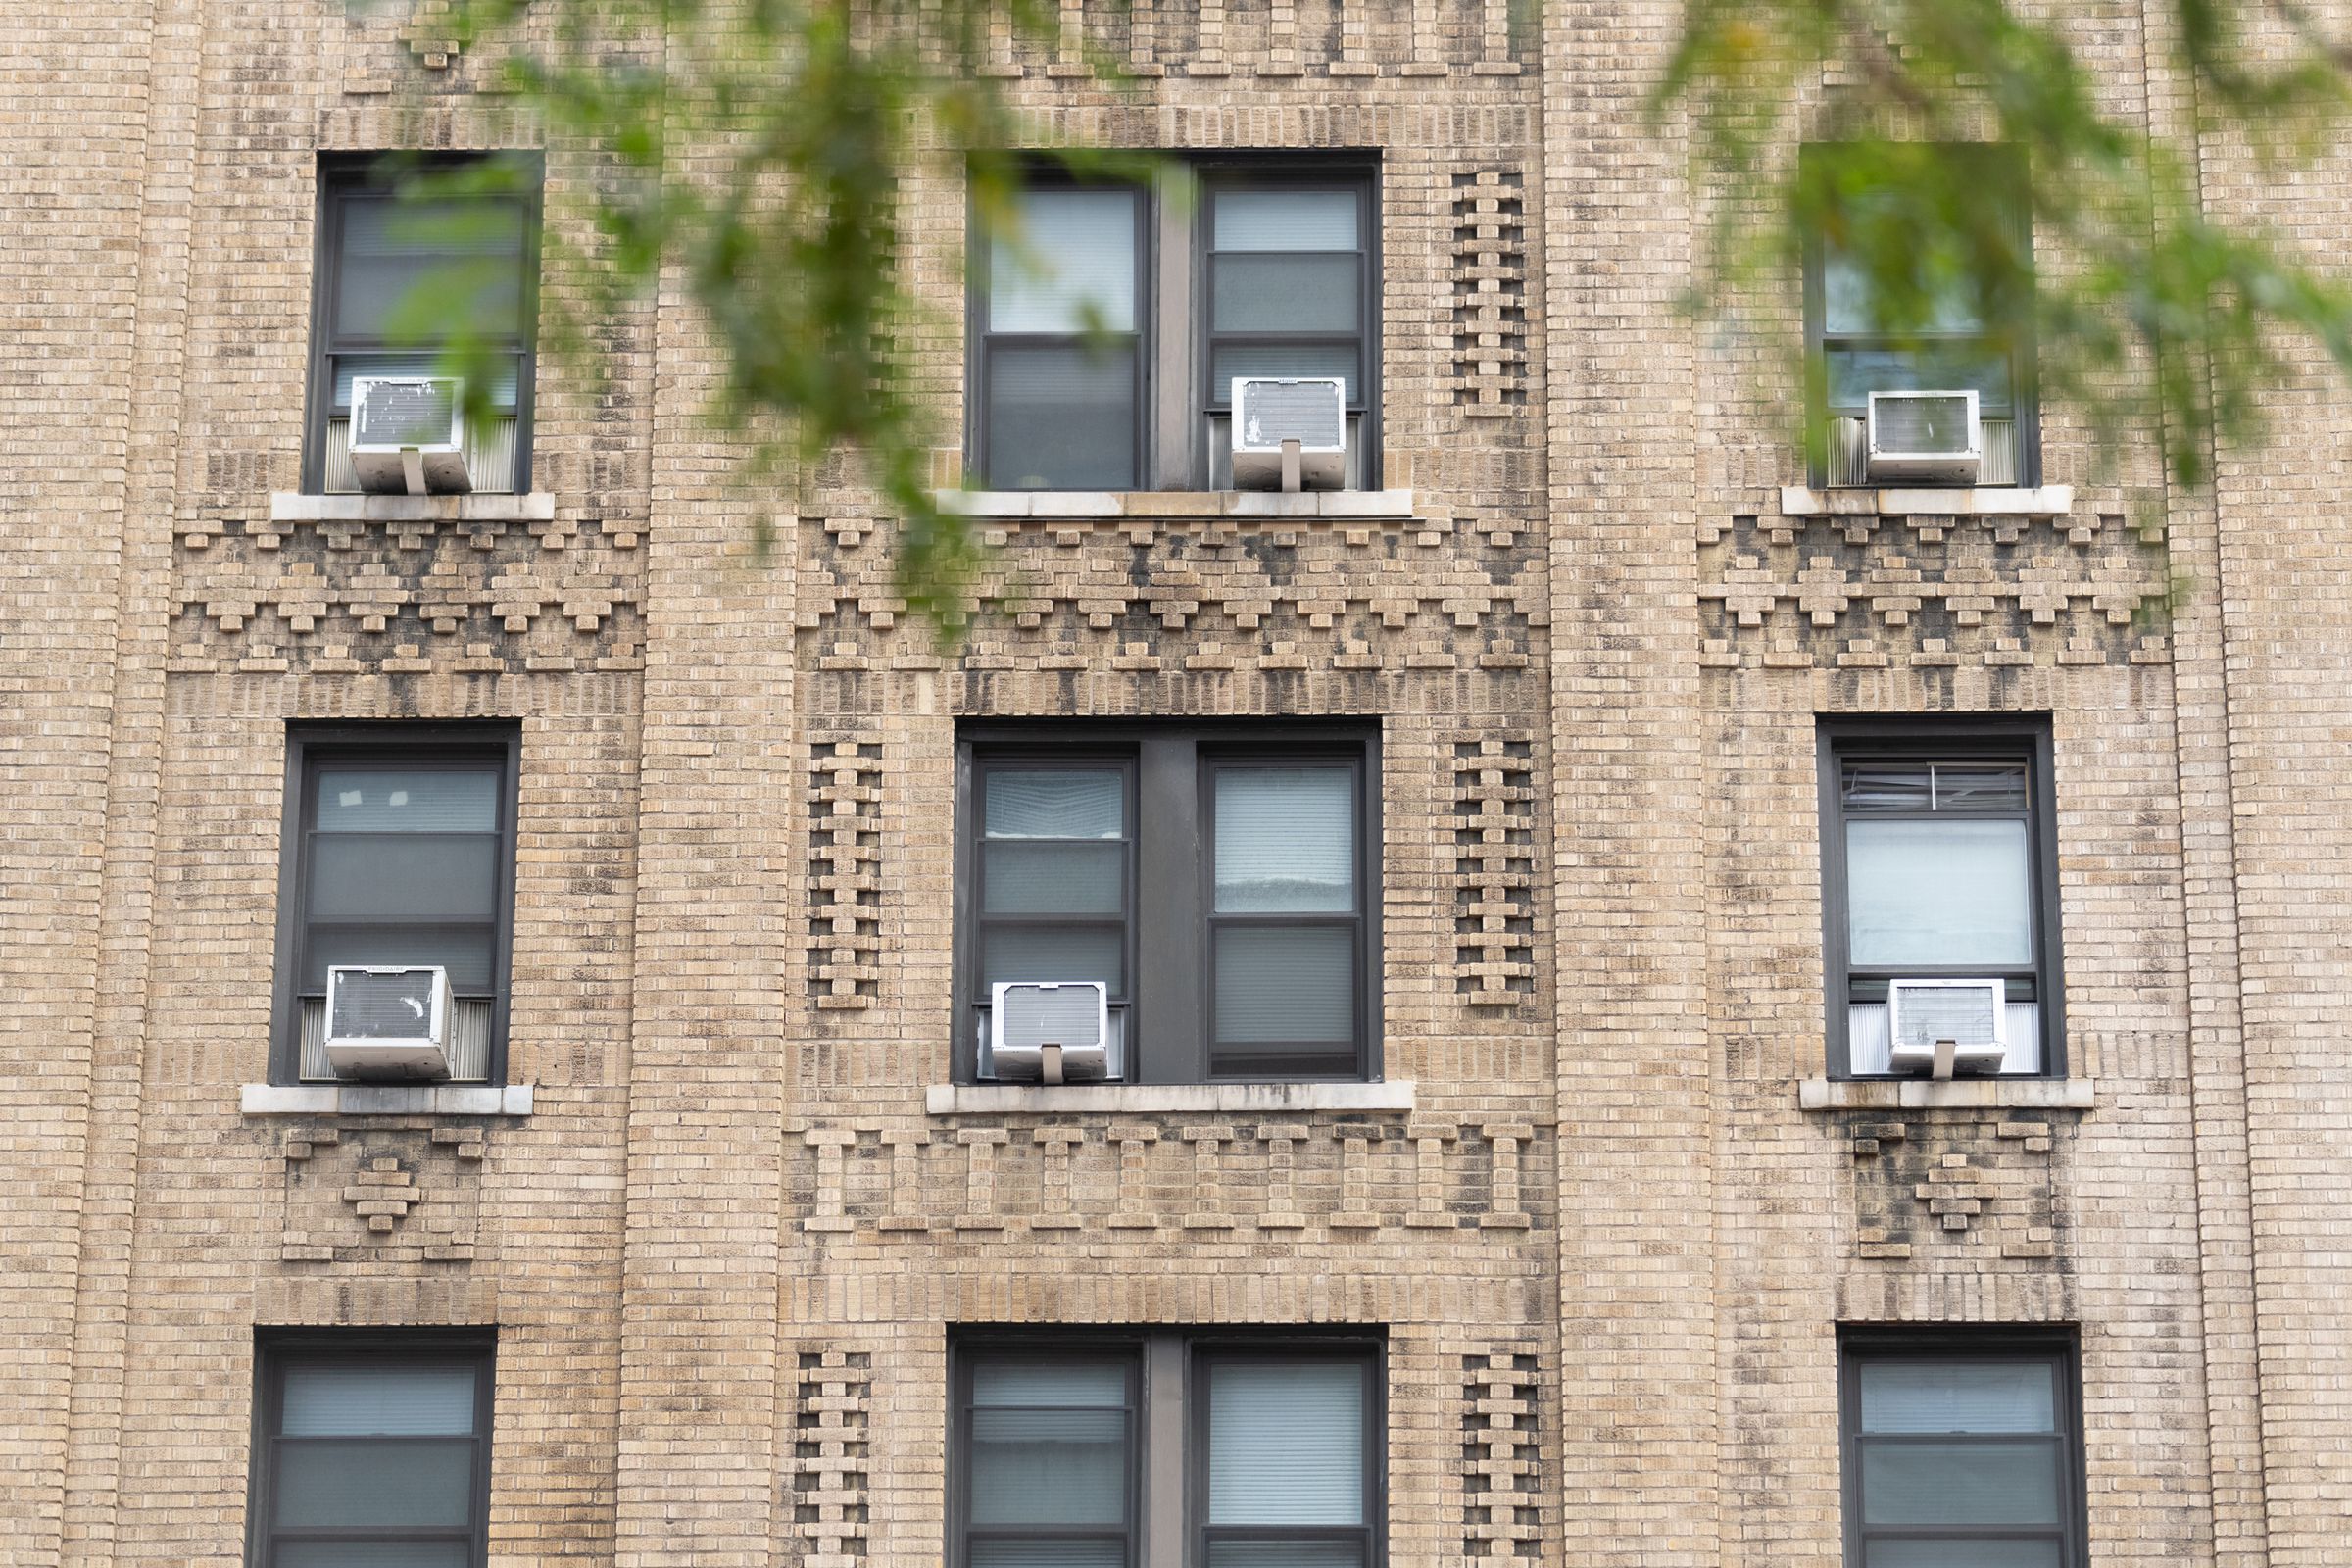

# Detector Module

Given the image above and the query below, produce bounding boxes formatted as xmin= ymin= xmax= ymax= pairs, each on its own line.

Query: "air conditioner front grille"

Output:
xmin=353 ymin=378 xmax=460 ymax=449
xmin=999 ymin=983 xmax=1106 ymax=1050
xmin=1889 ymin=984 xmax=2001 ymax=1048
xmin=1235 ymin=378 xmax=1346 ymax=451
xmin=302 ymin=995 xmax=491 ymax=1081
xmin=1872 ymin=392 xmax=1973 ymax=456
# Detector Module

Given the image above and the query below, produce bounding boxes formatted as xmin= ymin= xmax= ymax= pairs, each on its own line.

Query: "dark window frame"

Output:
xmin=1817 ymin=715 xmax=2064 ymax=1080
xmin=1799 ymin=142 xmax=2039 ymax=489
xmin=1838 ymin=1328 xmax=2087 ymax=1568
xmin=247 ymin=1328 xmax=497 ymax=1568
xmin=270 ymin=721 xmax=521 ymax=1085
xmin=303 ymin=151 xmax=545 ymax=495
xmin=954 ymin=720 xmax=1382 ymax=1086
xmin=948 ymin=1327 xmax=1386 ymax=1568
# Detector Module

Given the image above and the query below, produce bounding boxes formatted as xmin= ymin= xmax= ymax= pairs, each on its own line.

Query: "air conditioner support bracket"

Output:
xmin=1930 ymin=1038 xmax=1958 ymax=1080
xmin=400 ymin=448 xmax=428 ymax=497
xmin=1280 ymin=439 xmax=1301 ymax=493
xmin=1040 ymin=1044 xmax=1064 ymax=1087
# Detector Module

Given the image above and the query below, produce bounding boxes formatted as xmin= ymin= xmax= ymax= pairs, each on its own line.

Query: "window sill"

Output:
xmin=269 ymin=492 xmax=558 ymax=523
xmin=1797 ymin=1077 xmax=2093 ymax=1112
xmin=936 ymin=489 xmax=1417 ymax=522
xmin=925 ymin=1080 xmax=1416 ymax=1116
xmin=1777 ymin=484 xmax=2073 ymax=518
xmin=240 ymin=1083 xmax=535 ymax=1116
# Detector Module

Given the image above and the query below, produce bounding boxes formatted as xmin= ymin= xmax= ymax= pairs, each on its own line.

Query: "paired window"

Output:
xmin=1801 ymin=144 xmax=2036 ymax=487
xmin=956 ymin=725 xmax=1378 ymax=1083
xmin=306 ymin=155 xmax=542 ymax=494
xmin=248 ymin=1333 xmax=495 ymax=1568
xmin=1840 ymin=1335 xmax=2085 ymax=1568
xmin=971 ymin=158 xmax=1379 ymax=490
xmin=271 ymin=726 xmax=520 ymax=1084
xmin=953 ymin=1332 xmax=1383 ymax=1568
xmin=1818 ymin=720 xmax=2063 ymax=1077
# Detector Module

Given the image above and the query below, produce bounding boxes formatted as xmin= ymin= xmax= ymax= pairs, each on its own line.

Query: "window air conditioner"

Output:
xmin=322 ymin=964 xmax=457 ymax=1081
xmin=989 ymin=981 xmax=1109 ymax=1085
xmin=350 ymin=375 xmax=473 ymax=496
xmin=1866 ymin=389 xmax=1982 ymax=484
xmin=1886 ymin=977 xmax=2008 ymax=1078
xmin=1231 ymin=376 xmax=1347 ymax=492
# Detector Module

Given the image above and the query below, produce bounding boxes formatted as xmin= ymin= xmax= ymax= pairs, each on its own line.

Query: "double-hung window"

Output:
xmin=953 ymin=1331 xmax=1383 ymax=1568
xmin=957 ymin=724 xmax=1378 ymax=1084
xmin=271 ymin=725 xmax=519 ymax=1084
xmin=971 ymin=157 xmax=1379 ymax=490
xmin=248 ymin=1332 xmax=495 ymax=1568
xmin=307 ymin=154 xmax=541 ymax=494
xmin=1840 ymin=1334 xmax=2085 ymax=1568
xmin=1818 ymin=720 xmax=2063 ymax=1077
xmin=1801 ymin=143 xmax=2035 ymax=487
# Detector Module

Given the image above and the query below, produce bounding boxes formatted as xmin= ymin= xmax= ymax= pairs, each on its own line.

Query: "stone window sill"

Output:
xmin=1797 ymin=1077 xmax=2093 ymax=1112
xmin=241 ymin=1083 xmax=535 ymax=1116
xmin=1778 ymin=484 xmax=2073 ymax=518
xmin=936 ymin=489 xmax=1417 ymax=522
xmin=925 ymin=1080 xmax=1416 ymax=1116
xmin=269 ymin=492 xmax=557 ymax=523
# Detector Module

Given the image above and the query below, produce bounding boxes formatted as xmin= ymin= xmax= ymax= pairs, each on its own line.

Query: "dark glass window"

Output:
xmin=1819 ymin=720 xmax=2063 ymax=1077
xmin=249 ymin=1333 xmax=495 ymax=1568
xmin=1841 ymin=1335 xmax=2084 ymax=1568
xmin=272 ymin=726 xmax=519 ymax=1084
xmin=956 ymin=725 xmax=1378 ymax=1084
xmin=306 ymin=155 xmax=541 ymax=494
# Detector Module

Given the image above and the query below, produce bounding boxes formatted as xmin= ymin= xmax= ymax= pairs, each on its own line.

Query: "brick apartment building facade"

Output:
xmin=6 ymin=1 xmax=2350 ymax=1565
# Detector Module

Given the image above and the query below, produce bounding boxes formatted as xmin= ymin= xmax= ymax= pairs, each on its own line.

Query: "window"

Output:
xmin=306 ymin=154 xmax=542 ymax=494
xmin=1840 ymin=1334 xmax=2085 ymax=1568
xmin=952 ymin=1331 xmax=1383 ymax=1568
xmin=271 ymin=725 xmax=520 ymax=1084
xmin=1818 ymin=719 xmax=2063 ymax=1077
xmin=248 ymin=1332 xmax=495 ymax=1568
xmin=957 ymin=724 xmax=1378 ymax=1083
xmin=970 ymin=157 xmax=1379 ymax=491
xmin=1801 ymin=144 xmax=2035 ymax=487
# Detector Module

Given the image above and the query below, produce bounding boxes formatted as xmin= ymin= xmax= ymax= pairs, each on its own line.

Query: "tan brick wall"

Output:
xmin=6 ymin=3 xmax=2350 ymax=1566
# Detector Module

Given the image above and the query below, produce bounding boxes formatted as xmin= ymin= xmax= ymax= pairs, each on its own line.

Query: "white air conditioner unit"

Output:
xmin=322 ymin=964 xmax=456 ymax=1081
xmin=989 ymin=981 xmax=1109 ymax=1085
xmin=1886 ymin=977 xmax=2008 ymax=1078
xmin=1231 ymin=376 xmax=1347 ymax=492
xmin=350 ymin=375 xmax=472 ymax=496
xmin=1866 ymin=389 xmax=1982 ymax=483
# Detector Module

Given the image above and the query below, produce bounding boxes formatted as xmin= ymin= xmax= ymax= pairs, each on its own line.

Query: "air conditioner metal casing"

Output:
xmin=1866 ymin=389 xmax=1982 ymax=483
xmin=1886 ymin=976 xmax=2009 ymax=1076
xmin=1230 ymin=376 xmax=1347 ymax=491
xmin=349 ymin=375 xmax=473 ymax=495
xmin=323 ymin=964 xmax=456 ymax=1081
xmin=988 ymin=980 xmax=1110 ymax=1083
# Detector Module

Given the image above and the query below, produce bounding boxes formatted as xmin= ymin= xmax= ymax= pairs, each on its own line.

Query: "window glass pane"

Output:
xmin=1860 ymin=1440 xmax=2062 ymax=1526
xmin=987 ymin=342 xmax=1139 ymax=489
xmin=969 ymin=1544 xmax=1128 ymax=1568
xmin=333 ymin=351 xmax=522 ymax=410
xmin=986 ymin=769 xmax=1124 ymax=840
xmin=1826 ymin=346 xmax=2011 ymax=413
xmin=1214 ymin=190 xmax=1359 ymax=251
xmin=1824 ymin=248 xmax=1984 ymax=335
xmin=1842 ymin=763 xmax=1933 ymax=812
xmin=989 ymin=190 xmax=1138 ymax=333
xmin=1215 ymin=928 xmax=1354 ymax=1046
xmin=984 ymin=842 xmax=1125 ymax=917
xmin=1210 ymin=343 xmax=1358 ymax=407
xmin=317 ymin=768 xmax=498 ymax=833
xmin=1860 ymin=1360 xmax=2056 ymax=1434
xmin=304 ymin=925 xmax=498 ymax=994
xmin=273 ymin=1438 xmax=474 ymax=1527
xmin=1211 ymin=255 xmax=1361 ymax=334
xmin=1207 ymin=1544 xmax=1367 ymax=1568
xmin=1214 ymin=768 xmax=1355 ymax=913
xmin=283 ymin=1363 xmax=478 ymax=1435
xmin=968 ymin=1406 xmax=1129 ymax=1527
xmin=277 ymin=1544 xmax=472 ymax=1568
xmin=1846 ymin=819 xmax=2033 ymax=968
xmin=984 ymin=925 xmax=1124 ymax=994
xmin=1865 ymin=1540 xmax=2063 ymax=1568
xmin=336 ymin=196 xmax=526 ymax=340
xmin=309 ymin=835 xmax=500 ymax=924
xmin=972 ymin=1361 xmax=1128 ymax=1407
xmin=1207 ymin=1360 xmax=1365 ymax=1525
xmin=1934 ymin=764 xmax=2030 ymax=810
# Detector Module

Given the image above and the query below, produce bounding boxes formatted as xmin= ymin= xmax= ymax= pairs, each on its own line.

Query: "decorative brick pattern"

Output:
xmin=1848 ymin=1114 xmax=2063 ymax=1263
xmin=1451 ymin=733 xmax=1538 ymax=1002
xmin=279 ymin=1126 xmax=487 ymax=1264
xmin=789 ymin=1349 xmax=871 ymax=1568
xmin=1451 ymin=170 xmax=1530 ymax=414
xmin=807 ymin=735 xmax=884 ymax=1009
xmin=1462 ymin=1349 xmax=1543 ymax=1564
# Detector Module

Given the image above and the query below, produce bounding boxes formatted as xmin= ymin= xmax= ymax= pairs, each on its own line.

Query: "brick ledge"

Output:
xmin=241 ymin=1083 xmax=535 ymax=1116
xmin=1777 ymin=484 xmax=2073 ymax=517
xmin=1797 ymin=1077 xmax=2093 ymax=1111
xmin=926 ymin=1081 xmax=1416 ymax=1116
xmin=269 ymin=492 xmax=558 ymax=523
xmin=936 ymin=489 xmax=1416 ymax=522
